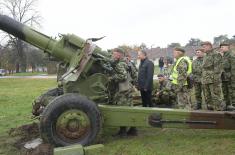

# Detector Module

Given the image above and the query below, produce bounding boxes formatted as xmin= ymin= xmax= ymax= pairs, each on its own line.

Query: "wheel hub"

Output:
xmin=56 ymin=110 xmax=91 ymax=140
xmin=67 ymin=119 xmax=79 ymax=132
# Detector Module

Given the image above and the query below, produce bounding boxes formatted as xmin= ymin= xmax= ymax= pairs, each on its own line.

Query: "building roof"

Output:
xmin=129 ymin=46 xmax=198 ymax=60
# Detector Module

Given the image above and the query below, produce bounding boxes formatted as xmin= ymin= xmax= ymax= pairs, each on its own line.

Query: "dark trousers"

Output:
xmin=140 ymin=90 xmax=153 ymax=107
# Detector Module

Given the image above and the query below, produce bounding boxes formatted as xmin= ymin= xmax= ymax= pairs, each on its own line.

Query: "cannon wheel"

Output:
xmin=40 ymin=93 xmax=101 ymax=146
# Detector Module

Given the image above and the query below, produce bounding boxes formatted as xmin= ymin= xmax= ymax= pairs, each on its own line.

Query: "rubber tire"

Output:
xmin=35 ymin=87 xmax=63 ymax=105
xmin=32 ymin=88 xmax=63 ymax=116
xmin=40 ymin=93 xmax=101 ymax=146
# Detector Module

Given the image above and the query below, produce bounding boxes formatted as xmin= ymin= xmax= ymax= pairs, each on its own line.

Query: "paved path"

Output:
xmin=1 ymin=74 xmax=158 ymax=80
xmin=0 ymin=74 xmax=56 ymax=79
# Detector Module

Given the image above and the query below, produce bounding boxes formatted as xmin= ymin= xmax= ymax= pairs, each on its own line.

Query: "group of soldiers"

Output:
xmin=193 ymin=41 xmax=235 ymax=111
xmin=153 ymin=41 xmax=235 ymax=111
xmin=108 ymin=41 xmax=235 ymax=137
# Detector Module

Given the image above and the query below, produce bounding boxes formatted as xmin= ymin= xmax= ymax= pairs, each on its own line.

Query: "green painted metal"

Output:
xmin=0 ymin=15 xmax=112 ymax=103
xmin=54 ymin=145 xmax=84 ymax=155
xmin=63 ymin=73 xmax=109 ymax=101
xmin=0 ymin=15 xmax=110 ymax=82
xmin=99 ymin=105 xmax=235 ymax=129
xmin=56 ymin=109 xmax=91 ymax=141
xmin=54 ymin=144 xmax=104 ymax=155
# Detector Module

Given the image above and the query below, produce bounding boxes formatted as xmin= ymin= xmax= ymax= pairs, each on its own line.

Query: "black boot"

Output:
xmin=113 ymin=127 xmax=127 ymax=138
xmin=127 ymin=127 xmax=138 ymax=136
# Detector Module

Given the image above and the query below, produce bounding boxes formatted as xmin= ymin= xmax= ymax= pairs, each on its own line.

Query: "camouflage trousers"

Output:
xmin=194 ymin=82 xmax=203 ymax=105
xmin=174 ymin=86 xmax=192 ymax=110
xmin=222 ymin=81 xmax=232 ymax=106
xmin=154 ymin=93 xmax=176 ymax=107
xmin=203 ymin=83 xmax=224 ymax=110
xmin=113 ymin=89 xmax=133 ymax=106
xmin=231 ymin=81 xmax=235 ymax=105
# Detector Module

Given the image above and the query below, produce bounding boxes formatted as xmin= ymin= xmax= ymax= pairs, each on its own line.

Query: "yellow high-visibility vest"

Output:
xmin=171 ymin=56 xmax=192 ymax=85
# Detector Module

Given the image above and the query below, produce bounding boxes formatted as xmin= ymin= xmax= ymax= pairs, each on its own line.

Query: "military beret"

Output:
xmin=157 ymin=74 xmax=165 ymax=78
xmin=201 ymin=41 xmax=212 ymax=46
xmin=174 ymin=47 xmax=185 ymax=53
xmin=113 ymin=48 xmax=125 ymax=54
xmin=220 ymin=41 xmax=230 ymax=47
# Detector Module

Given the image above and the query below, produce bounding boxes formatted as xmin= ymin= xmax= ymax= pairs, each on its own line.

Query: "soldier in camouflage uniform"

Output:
xmin=110 ymin=48 xmax=130 ymax=106
xmin=230 ymin=49 xmax=235 ymax=109
xmin=125 ymin=53 xmax=138 ymax=136
xmin=126 ymin=53 xmax=138 ymax=86
xmin=110 ymin=48 xmax=132 ymax=137
xmin=192 ymin=48 xmax=204 ymax=110
xmin=171 ymin=47 xmax=192 ymax=109
xmin=220 ymin=42 xmax=235 ymax=110
xmin=201 ymin=41 xmax=225 ymax=111
xmin=231 ymin=49 xmax=235 ymax=109
xmin=152 ymin=74 xmax=176 ymax=107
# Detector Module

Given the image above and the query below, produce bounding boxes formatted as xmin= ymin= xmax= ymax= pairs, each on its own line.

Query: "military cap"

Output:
xmin=174 ymin=47 xmax=185 ymax=53
xmin=220 ymin=41 xmax=230 ymax=47
xmin=157 ymin=74 xmax=165 ymax=78
xmin=113 ymin=48 xmax=125 ymax=54
xmin=201 ymin=41 xmax=212 ymax=46
xmin=195 ymin=48 xmax=204 ymax=52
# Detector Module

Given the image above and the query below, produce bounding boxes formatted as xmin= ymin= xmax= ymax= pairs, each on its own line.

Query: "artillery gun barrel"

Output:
xmin=0 ymin=15 xmax=112 ymax=64
xmin=0 ymin=15 xmax=74 ymax=62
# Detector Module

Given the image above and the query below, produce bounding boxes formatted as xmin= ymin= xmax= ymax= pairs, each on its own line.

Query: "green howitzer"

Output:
xmin=1 ymin=14 xmax=235 ymax=149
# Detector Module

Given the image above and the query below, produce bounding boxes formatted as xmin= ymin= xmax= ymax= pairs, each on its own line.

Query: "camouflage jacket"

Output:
xmin=111 ymin=60 xmax=128 ymax=83
xmin=192 ymin=57 xmax=203 ymax=83
xmin=153 ymin=80 xmax=168 ymax=94
xmin=231 ymin=51 xmax=235 ymax=82
xmin=222 ymin=50 xmax=235 ymax=82
xmin=202 ymin=50 xmax=222 ymax=84
xmin=127 ymin=61 xmax=138 ymax=85
xmin=153 ymin=80 xmax=175 ymax=97
xmin=174 ymin=58 xmax=188 ymax=90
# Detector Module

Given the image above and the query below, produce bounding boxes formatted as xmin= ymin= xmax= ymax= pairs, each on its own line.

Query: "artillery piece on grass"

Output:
xmin=1 ymin=15 xmax=235 ymax=149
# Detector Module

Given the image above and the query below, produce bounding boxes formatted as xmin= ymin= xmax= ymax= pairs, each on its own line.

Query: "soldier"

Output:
xmin=110 ymin=48 xmax=136 ymax=137
xmin=192 ymin=48 xmax=204 ymax=110
xmin=152 ymin=74 xmax=176 ymax=107
xmin=124 ymin=52 xmax=138 ymax=136
xmin=231 ymin=48 xmax=235 ymax=109
xmin=125 ymin=53 xmax=138 ymax=86
xmin=170 ymin=47 xmax=192 ymax=109
xmin=201 ymin=41 xmax=225 ymax=111
xmin=220 ymin=42 xmax=235 ymax=110
xmin=230 ymin=43 xmax=235 ymax=106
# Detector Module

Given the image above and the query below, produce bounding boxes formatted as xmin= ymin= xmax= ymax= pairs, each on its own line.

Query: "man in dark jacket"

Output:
xmin=137 ymin=50 xmax=154 ymax=107
xmin=158 ymin=57 xmax=164 ymax=72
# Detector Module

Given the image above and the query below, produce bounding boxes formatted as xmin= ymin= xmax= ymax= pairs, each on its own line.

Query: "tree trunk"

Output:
xmin=16 ymin=39 xmax=27 ymax=72
xmin=32 ymin=64 xmax=36 ymax=73
xmin=15 ymin=62 xmax=20 ymax=73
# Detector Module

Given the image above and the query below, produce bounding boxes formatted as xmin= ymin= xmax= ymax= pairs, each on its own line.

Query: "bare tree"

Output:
xmin=213 ymin=34 xmax=229 ymax=47
xmin=0 ymin=0 xmax=41 ymax=72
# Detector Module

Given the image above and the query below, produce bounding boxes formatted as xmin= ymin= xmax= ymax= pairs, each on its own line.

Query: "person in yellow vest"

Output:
xmin=171 ymin=47 xmax=192 ymax=109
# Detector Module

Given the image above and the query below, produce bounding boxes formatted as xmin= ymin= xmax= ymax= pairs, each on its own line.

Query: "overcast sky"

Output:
xmin=37 ymin=0 xmax=234 ymax=50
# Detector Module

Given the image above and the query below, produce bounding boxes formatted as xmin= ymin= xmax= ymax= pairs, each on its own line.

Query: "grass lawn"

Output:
xmin=0 ymin=78 xmax=235 ymax=155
